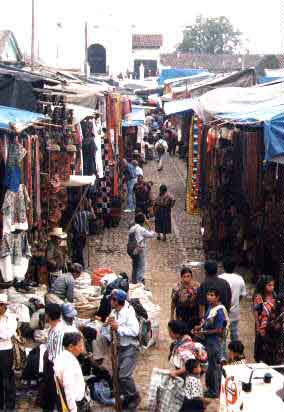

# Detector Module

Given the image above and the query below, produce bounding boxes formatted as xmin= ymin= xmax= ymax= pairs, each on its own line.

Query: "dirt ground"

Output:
xmin=16 ymin=155 xmax=255 ymax=411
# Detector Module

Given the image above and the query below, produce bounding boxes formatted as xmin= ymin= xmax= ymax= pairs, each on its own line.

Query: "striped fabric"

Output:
xmin=47 ymin=321 xmax=65 ymax=362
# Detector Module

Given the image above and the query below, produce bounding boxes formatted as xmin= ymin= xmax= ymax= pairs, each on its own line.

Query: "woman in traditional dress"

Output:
xmin=253 ymin=275 xmax=276 ymax=365
xmin=168 ymin=320 xmax=207 ymax=379
xmin=154 ymin=184 xmax=175 ymax=241
xmin=171 ymin=267 xmax=200 ymax=334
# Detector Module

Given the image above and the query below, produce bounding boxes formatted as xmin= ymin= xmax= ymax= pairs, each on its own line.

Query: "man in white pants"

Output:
xmin=155 ymin=137 xmax=168 ymax=171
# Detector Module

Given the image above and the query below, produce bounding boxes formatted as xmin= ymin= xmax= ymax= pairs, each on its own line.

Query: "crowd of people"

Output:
xmin=0 ymin=111 xmax=281 ymax=412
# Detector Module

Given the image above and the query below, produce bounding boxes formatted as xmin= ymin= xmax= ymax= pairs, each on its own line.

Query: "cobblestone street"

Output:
xmin=17 ymin=155 xmax=254 ymax=411
xmin=88 ymin=155 xmax=254 ymax=411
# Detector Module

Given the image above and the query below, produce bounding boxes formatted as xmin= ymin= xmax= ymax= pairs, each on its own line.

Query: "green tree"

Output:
xmin=179 ymin=15 xmax=242 ymax=54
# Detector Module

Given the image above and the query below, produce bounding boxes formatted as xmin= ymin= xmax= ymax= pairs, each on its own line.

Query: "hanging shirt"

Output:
xmin=54 ymin=349 xmax=85 ymax=412
xmin=0 ymin=309 xmax=18 ymax=350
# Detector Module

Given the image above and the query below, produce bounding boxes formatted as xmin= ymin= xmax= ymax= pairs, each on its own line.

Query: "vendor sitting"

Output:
xmin=46 ymin=227 xmax=69 ymax=285
xmin=45 ymin=263 xmax=83 ymax=305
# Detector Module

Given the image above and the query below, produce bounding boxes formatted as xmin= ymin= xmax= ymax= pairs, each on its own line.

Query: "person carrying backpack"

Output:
xmin=154 ymin=137 xmax=168 ymax=171
xmin=127 ymin=213 xmax=155 ymax=284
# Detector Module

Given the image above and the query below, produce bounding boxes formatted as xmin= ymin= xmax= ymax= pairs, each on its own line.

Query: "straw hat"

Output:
xmin=49 ymin=227 xmax=67 ymax=239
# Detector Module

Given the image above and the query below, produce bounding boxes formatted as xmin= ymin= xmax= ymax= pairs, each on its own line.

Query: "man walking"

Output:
xmin=127 ymin=212 xmax=155 ymax=284
xmin=154 ymin=136 xmax=168 ymax=171
xmin=121 ymin=159 xmax=137 ymax=212
xmin=0 ymin=293 xmax=17 ymax=412
xmin=92 ymin=289 xmax=141 ymax=411
xmin=218 ymin=258 xmax=246 ymax=341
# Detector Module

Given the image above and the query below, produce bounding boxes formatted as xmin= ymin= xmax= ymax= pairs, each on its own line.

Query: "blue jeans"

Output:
xmin=205 ymin=341 xmax=222 ymax=396
xmin=127 ymin=179 xmax=136 ymax=211
xmin=131 ymin=251 xmax=145 ymax=283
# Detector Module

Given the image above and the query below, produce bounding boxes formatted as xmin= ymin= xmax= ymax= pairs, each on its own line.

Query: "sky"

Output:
xmin=0 ymin=0 xmax=282 ymax=68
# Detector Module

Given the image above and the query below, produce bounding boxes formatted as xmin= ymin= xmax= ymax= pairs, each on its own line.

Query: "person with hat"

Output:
xmin=0 ymin=293 xmax=17 ymax=412
xmin=62 ymin=303 xmax=79 ymax=333
xmin=45 ymin=263 xmax=83 ymax=305
xmin=46 ymin=227 xmax=68 ymax=286
xmin=92 ymin=289 xmax=141 ymax=410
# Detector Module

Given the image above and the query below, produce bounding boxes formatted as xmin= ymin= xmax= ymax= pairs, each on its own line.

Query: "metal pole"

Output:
xmin=84 ymin=21 xmax=88 ymax=78
xmin=31 ymin=0 xmax=35 ymax=70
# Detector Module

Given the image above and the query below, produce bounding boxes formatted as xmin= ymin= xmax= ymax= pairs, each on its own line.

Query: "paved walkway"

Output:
xmin=17 ymin=155 xmax=254 ymax=411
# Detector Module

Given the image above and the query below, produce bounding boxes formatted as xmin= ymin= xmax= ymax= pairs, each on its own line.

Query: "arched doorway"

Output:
xmin=88 ymin=44 xmax=106 ymax=74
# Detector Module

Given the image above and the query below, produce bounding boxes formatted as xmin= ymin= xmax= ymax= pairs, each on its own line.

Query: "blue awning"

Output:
xmin=159 ymin=68 xmax=208 ymax=85
xmin=0 ymin=105 xmax=47 ymax=132
xmin=122 ymin=107 xmax=145 ymax=127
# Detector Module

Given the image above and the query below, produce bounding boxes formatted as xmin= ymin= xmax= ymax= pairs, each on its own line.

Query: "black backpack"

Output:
xmin=156 ymin=142 xmax=165 ymax=155
xmin=127 ymin=228 xmax=139 ymax=257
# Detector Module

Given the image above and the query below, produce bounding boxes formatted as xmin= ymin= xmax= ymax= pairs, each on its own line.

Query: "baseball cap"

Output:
xmin=111 ymin=289 xmax=127 ymax=302
xmin=62 ymin=303 xmax=77 ymax=318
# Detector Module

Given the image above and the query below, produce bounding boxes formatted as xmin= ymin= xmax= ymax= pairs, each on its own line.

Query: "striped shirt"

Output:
xmin=47 ymin=321 xmax=65 ymax=362
xmin=73 ymin=211 xmax=92 ymax=235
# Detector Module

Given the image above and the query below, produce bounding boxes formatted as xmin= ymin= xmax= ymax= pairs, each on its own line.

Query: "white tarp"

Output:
xmin=196 ymin=82 xmax=284 ymax=122
xmin=67 ymin=104 xmax=95 ymax=124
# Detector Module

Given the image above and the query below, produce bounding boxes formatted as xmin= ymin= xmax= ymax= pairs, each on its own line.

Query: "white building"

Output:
xmin=85 ymin=30 xmax=163 ymax=78
xmin=131 ymin=34 xmax=163 ymax=78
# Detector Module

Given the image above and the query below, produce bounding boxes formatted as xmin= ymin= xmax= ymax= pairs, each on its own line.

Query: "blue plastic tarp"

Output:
xmin=122 ymin=107 xmax=145 ymax=127
xmin=264 ymin=114 xmax=284 ymax=161
xmin=0 ymin=105 xmax=47 ymax=131
xmin=158 ymin=68 xmax=208 ymax=85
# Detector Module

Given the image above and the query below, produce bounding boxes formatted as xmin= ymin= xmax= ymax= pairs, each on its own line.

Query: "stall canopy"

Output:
xmin=122 ymin=107 xmax=145 ymax=127
xmin=158 ymin=68 xmax=208 ymax=85
xmin=196 ymin=83 xmax=284 ymax=162
xmin=0 ymin=105 xmax=47 ymax=132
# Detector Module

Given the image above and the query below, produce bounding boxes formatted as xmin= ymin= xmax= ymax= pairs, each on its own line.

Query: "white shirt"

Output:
xmin=0 ymin=309 xmax=17 ymax=350
xmin=54 ymin=350 xmax=85 ymax=412
xmin=111 ymin=301 xmax=140 ymax=347
xmin=218 ymin=273 xmax=246 ymax=321
xmin=135 ymin=166 xmax=143 ymax=177
xmin=129 ymin=223 xmax=155 ymax=249
xmin=155 ymin=139 xmax=168 ymax=152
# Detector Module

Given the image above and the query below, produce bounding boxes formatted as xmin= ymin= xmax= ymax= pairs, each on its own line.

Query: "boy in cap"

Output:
xmin=93 ymin=289 xmax=140 ymax=410
xmin=0 ymin=293 xmax=17 ymax=412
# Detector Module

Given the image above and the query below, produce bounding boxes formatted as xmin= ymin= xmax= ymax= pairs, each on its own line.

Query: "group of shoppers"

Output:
xmin=168 ymin=258 xmax=247 ymax=406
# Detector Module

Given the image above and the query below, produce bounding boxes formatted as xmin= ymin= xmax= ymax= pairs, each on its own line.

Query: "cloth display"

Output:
xmin=2 ymin=184 xmax=30 ymax=234
xmin=148 ymin=368 xmax=184 ymax=412
xmin=4 ymin=142 xmax=27 ymax=192
xmin=0 ymin=232 xmax=31 ymax=281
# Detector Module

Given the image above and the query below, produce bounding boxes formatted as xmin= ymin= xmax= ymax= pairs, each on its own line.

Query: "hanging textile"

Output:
xmin=35 ymin=137 xmax=41 ymax=227
xmin=186 ymin=116 xmax=201 ymax=215
xmin=4 ymin=142 xmax=27 ymax=193
xmin=2 ymin=184 xmax=30 ymax=234
xmin=24 ymin=135 xmax=33 ymax=226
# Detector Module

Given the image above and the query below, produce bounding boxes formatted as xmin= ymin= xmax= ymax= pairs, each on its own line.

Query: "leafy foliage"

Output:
xmin=179 ymin=15 xmax=242 ymax=55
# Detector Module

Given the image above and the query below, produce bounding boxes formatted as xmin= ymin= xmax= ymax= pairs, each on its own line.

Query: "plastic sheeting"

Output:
xmin=196 ymin=83 xmax=284 ymax=161
xmin=158 ymin=68 xmax=207 ymax=85
xmin=122 ymin=107 xmax=145 ymax=127
xmin=0 ymin=105 xmax=47 ymax=132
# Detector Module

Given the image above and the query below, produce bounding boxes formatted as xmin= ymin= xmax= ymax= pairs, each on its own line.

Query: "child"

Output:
xmin=193 ymin=288 xmax=229 ymax=399
xmin=180 ymin=359 xmax=205 ymax=412
xmin=228 ymin=340 xmax=246 ymax=364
